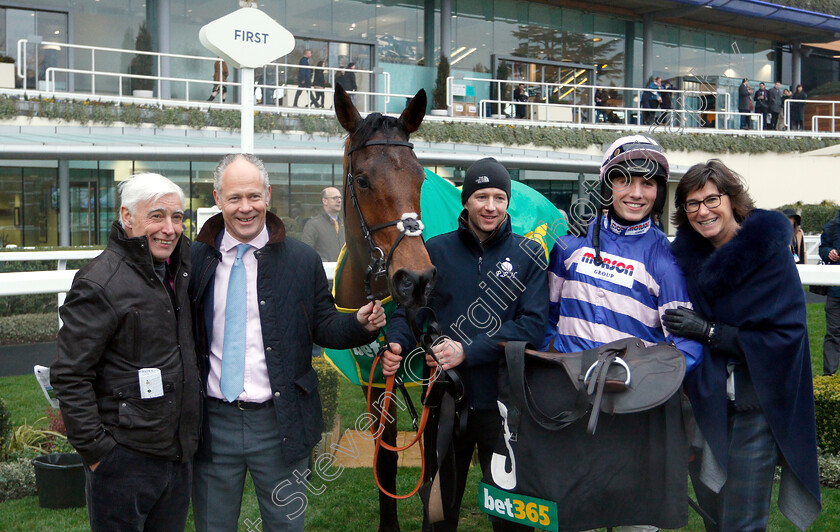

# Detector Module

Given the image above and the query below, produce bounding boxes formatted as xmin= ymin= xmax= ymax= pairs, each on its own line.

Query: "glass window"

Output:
xmin=493 ymin=0 xmax=528 ymax=58
xmin=452 ymin=0 xmax=493 ymax=72
xmin=332 ymin=0 xmax=374 ymax=40
xmin=679 ymin=28 xmax=705 ymax=78
xmin=374 ymin=0 xmax=423 ymax=65
xmin=22 ymin=167 xmax=58 ymax=247
xmin=0 ymin=168 xmax=22 ymax=247
xmin=651 ymin=23 xmax=678 ymax=81
xmin=593 ymin=15 xmax=626 ymax=92
xmin=560 ymin=9 xmax=594 ymax=65
xmin=190 ymin=161 xmax=217 ymax=240
xmin=729 ymin=37 xmax=754 ymax=80
xmin=287 ymin=0 xmax=333 ymax=36
xmin=706 ymin=32 xmax=732 ymax=78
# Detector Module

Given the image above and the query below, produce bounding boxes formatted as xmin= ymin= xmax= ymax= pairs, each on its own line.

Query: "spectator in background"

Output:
xmin=779 ymin=87 xmax=792 ymax=130
xmin=753 ymin=82 xmax=770 ymax=129
xmin=594 ymin=87 xmax=607 ymax=123
xmin=513 ymin=83 xmax=529 ymax=119
xmin=819 ymin=208 xmax=840 ymax=375
xmin=337 ymin=62 xmax=357 ymax=102
xmin=312 ymin=59 xmax=326 ymax=108
xmin=642 ymin=76 xmax=662 ymax=125
xmin=791 ymin=85 xmax=807 ymax=131
xmin=208 ymin=59 xmax=228 ymax=102
xmin=783 ymin=208 xmax=807 ymax=264
xmin=768 ymin=81 xmax=782 ymax=130
xmin=293 ymin=49 xmax=312 ymax=108
xmin=301 ymin=187 xmax=345 ymax=262
xmin=738 ymin=79 xmax=753 ymax=130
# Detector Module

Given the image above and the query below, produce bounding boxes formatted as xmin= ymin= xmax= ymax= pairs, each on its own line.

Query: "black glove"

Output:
xmin=662 ymin=306 xmax=710 ymax=342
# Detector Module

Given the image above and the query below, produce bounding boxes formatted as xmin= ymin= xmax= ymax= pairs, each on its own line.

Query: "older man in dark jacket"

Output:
xmin=189 ymin=153 xmax=385 ymax=532
xmin=52 ymin=173 xmax=200 ymax=532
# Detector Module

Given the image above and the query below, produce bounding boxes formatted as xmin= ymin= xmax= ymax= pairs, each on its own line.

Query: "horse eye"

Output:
xmin=356 ymin=176 xmax=370 ymax=189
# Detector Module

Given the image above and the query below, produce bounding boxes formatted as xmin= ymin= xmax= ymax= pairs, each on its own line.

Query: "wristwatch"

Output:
xmin=706 ymin=322 xmax=717 ymax=344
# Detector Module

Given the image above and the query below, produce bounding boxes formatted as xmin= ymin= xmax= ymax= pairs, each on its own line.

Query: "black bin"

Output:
xmin=31 ymin=453 xmax=86 ymax=509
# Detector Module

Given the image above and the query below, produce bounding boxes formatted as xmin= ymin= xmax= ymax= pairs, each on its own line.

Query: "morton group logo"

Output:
xmin=574 ymin=248 xmax=638 ymax=289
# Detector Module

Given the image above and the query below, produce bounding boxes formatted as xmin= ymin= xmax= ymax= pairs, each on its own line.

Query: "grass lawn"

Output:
xmin=1 ymin=302 xmax=837 ymax=530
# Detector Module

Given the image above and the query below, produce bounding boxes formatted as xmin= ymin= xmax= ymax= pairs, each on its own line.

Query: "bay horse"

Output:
xmin=333 ymin=84 xmax=436 ymax=531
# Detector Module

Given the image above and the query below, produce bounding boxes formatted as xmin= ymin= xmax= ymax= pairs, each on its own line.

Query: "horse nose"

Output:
xmin=393 ymin=267 xmax=436 ymax=306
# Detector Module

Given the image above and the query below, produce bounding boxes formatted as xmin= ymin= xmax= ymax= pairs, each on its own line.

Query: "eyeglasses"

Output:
xmin=682 ymin=193 xmax=727 ymax=213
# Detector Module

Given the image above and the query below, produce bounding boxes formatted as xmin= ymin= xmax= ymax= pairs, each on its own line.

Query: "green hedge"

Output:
xmin=814 ymin=376 xmax=840 ymax=454
xmin=0 ymin=314 xmax=57 ymax=346
xmin=313 ymin=356 xmax=341 ymax=430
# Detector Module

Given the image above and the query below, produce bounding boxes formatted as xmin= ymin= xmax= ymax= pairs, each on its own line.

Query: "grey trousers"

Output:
xmin=192 ymin=400 xmax=310 ymax=532
xmin=824 ymin=296 xmax=840 ymax=375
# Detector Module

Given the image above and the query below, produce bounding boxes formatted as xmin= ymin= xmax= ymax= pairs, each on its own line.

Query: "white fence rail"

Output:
xmin=0 ymin=251 xmax=833 ymax=302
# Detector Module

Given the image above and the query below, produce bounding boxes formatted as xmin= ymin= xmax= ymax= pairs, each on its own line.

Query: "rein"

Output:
xmin=346 ymin=135 xmax=465 ymax=507
xmin=345 ymin=138 xmax=424 ymax=300
xmin=366 ymin=318 xmax=465 ymax=500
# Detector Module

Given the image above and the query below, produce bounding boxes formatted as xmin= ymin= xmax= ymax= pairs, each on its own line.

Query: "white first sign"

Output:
xmin=199 ymin=8 xmax=295 ymax=69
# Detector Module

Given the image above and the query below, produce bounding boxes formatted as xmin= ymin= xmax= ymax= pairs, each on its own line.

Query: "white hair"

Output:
xmin=119 ymin=173 xmax=185 ymax=228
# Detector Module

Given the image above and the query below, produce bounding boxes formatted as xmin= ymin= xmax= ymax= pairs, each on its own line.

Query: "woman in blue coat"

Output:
xmin=663 ymin=159 xmax=820 ymax=531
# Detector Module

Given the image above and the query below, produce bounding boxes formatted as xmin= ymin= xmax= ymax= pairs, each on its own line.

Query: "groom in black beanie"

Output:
xmin=382 ymin=156 xmax=547 ymax=531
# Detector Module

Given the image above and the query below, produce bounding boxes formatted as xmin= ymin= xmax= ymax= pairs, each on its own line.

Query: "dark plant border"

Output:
xmin=1 ymin=96 xmax=839 ymax=154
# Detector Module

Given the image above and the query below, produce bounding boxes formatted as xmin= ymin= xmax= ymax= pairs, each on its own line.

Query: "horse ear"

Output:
xmin=334 ymin=83 xmax=362 ymax=133
xmin=398 ymin=89 xmax=427 ymax=134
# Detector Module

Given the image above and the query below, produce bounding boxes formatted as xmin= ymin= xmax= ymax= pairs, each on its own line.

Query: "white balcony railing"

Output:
xmin=8 ymin=39 xmax=840 ymax=136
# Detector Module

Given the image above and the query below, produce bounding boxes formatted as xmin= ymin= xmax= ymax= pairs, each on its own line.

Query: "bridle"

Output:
xmin=345 ymin=138 xmax=425 ymax=300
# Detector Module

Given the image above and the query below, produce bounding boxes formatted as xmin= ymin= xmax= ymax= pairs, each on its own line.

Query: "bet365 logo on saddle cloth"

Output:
xmin=479 ymin=482 xmax=558 ymax=531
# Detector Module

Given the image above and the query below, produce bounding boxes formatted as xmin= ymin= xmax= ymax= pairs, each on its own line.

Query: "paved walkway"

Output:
xmin=333 ymin=429 xmax=422 ymax=468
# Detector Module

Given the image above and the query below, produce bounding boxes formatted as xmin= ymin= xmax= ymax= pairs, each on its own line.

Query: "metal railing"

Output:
xmin=19 ymin=38 xmax=393 ymax=113
xmin=10 ymin=38 xmax=840 ymax=136
xmin=784 ymin=98 xmax=839 ymax=131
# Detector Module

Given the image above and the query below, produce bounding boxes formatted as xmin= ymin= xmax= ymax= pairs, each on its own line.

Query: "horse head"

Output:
xmin=334 ymin=85 xmax=436 ymax=311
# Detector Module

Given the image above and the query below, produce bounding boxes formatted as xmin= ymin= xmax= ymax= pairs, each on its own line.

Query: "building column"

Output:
xmin=147 ymin=0 xmax=171 ymax=99
xmin=157 ymin=0 xmax=171 ymax=99
xmin=624 ymin=21 xmax=636 ymax=90
xmin=424 ymin=0 xmax=435 ymax=67
xmin=441 ymin=0 xmax=451 ymax=61
xmin=59 ymin=160 xmax=70 ymax=247
xmin=642 ymin=15 xmax=653 ymax=84
xmin=792 ymin=41 xmax=802 ymax=88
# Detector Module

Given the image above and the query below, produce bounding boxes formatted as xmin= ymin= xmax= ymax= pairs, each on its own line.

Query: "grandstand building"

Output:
xmin=0 ymin=0 xmax=837 ymax=247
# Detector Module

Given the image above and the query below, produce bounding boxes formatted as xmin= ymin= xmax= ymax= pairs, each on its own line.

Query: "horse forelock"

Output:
xmin=348 ymin=113 xmax=406 ymax=153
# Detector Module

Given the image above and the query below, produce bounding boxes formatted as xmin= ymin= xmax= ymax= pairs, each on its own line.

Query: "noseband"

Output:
xmin=345 ymin=138 xmax=425 ymax=300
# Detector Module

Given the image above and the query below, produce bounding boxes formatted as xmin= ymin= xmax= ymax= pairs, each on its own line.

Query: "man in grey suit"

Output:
xmin=301 ymin=187 xmax=345 ymax=262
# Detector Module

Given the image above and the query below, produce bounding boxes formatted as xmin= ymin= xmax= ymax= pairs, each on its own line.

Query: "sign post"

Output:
xmin=199 ymin=7 xmax=295 ymax=154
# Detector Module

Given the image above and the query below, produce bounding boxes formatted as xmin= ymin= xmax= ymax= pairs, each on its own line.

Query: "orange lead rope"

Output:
xmin=366 ymin=352 xmax=440 ymax=499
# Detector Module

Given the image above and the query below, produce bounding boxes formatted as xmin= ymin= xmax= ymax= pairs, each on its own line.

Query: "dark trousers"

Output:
xmin=769 ymin=111 xmax=779 ymax=130
xmin=824 ymin=295 xmax=840 ymax=375
xmin=293 ymin=80 xmax=312 ymax=107
xmin=690 ymin=407 xmax=779 ymax=532
xmin=429 ymin=408 xmax=531 ymax=532
xmin=740 ymin=112 xmax=751 ymax=129
xmin=85 ymin=444 xmax=191 ymax=532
